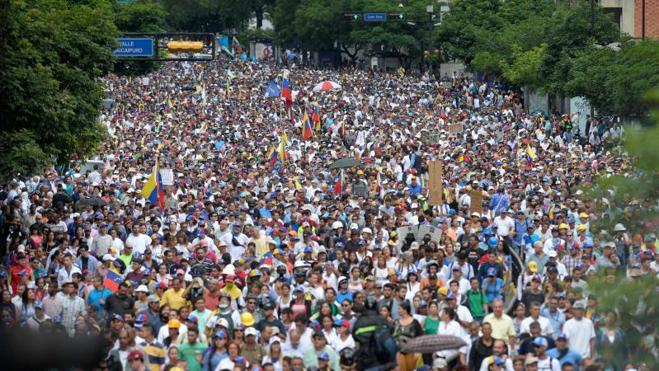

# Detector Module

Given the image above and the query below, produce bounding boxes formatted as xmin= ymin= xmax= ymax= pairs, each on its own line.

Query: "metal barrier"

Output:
xmin=504 ymin=244 xmax=524 ymax=314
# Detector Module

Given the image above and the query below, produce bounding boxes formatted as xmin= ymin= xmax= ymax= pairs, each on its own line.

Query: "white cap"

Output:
xmin=349 ymin=223 xmax=358 ymax=230
xmin=102 ymin=254 xmax=115 ymax=262
xmin=245 ymin=327 xmax=258 ymax=337
xmin=362 ymin=227 xmax=373 ymax=234
xmin=216 ymin=318 xmax=230 ymax=328
xmin=332 ymin=221 xmax=343 ymax=230
xmin=547 ymin=250 xmax=558 ymax=258
xmin=135 ymin=285 xmax=149 ymax=293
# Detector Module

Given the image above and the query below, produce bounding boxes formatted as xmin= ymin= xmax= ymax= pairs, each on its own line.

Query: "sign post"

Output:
xmin=363 ymin=12 xmax=388 ymax=22
xmin=113 ymin=38 xmax=155 ymax=58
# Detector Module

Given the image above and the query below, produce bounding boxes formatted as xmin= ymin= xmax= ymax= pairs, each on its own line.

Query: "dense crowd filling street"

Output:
xmin=0 ymin=57 xmax=656 ymax=371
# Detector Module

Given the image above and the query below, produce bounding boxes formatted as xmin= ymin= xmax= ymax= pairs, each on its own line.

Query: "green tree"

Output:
xmin=584 ymin=94 xmax=659 ymax=368
xmin=161 ymin=0 xmax=250 ymax=34
xmin=113 ymin=0 xmax=168 ymax=76
xmin=500 ymin=44 xmax=547 ymax=89
xmin=565 ymin=41 xmax=659 ymax=118
xmin=0 ymin=0 xmax=118 ymax=177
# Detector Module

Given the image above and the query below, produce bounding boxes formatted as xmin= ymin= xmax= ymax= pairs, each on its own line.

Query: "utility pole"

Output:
xmin=642 ymin=0 xmax=646 ymax=40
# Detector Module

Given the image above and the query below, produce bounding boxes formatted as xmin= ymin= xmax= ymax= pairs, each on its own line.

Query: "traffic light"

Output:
xmin=167 ymin=41 xmax=204 ymax=54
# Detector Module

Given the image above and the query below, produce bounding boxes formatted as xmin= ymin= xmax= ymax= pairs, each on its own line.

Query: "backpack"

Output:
xmin=373 ymin=325 xmax=397 ymax=364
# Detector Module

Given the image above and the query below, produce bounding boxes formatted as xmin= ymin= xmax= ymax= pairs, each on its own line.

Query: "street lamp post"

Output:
xmin=420 ymin=5 xmax=434 ymax=75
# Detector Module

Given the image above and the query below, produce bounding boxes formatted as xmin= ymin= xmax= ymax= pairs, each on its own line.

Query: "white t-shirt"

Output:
xmin=494 ymin=216 xmax=515 ymax=237
xmin=563 ymin=317 xmax=595 ymax=358
xmin=535 ymin=356 xmax=561 ymax=371
xmin=332 ymin=335 xmax=355 ymax=353
xmin=521 ymin=315 xmax=553 ymax=337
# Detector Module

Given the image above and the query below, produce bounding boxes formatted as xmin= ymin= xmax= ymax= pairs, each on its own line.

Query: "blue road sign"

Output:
xmin=113 ymin=38 xmax=154 ymax=58
xmin=363 ymin=12 xmax=388 ymax=22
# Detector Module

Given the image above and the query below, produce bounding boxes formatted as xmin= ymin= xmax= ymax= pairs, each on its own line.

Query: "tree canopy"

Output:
xmin=0 ymin=0 xmax=119 ymax=177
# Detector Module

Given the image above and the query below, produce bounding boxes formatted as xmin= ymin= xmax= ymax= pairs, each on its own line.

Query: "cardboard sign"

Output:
xmin=396 ymin=226 xmax=419 ymax=250
xmin=418 ymin=225 xmax=442 ymax=243
xmin=470 ymin=189 xmax=483 ymax=214
xmin=447 ymin=123 xmax=464 ymax=135
xmin=427 ymin=160 xmax=443 ymax=206
xmin=159 ymin=168 xmax=174 ymax=186
xmin=352 ymin=181 xmax=368 ymax=198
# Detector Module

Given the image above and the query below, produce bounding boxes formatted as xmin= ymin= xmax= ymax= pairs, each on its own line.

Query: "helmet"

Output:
xmin=340 ymin=348 xmax=356 ymax=367
xmin=240 ymin=312 xmax=255 ymax=327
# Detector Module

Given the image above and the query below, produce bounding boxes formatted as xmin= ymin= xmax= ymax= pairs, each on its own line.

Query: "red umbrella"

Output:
xmin=313 ymin=81 xmax=342 ymax=92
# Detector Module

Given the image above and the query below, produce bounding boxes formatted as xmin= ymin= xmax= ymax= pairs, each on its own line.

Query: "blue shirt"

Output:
xmin=87 ymin=288 xmax=112 ymax=316
xmin=546 ymin=348 xmax=582 ymax=371
xmin=481 ymin=277 xmax=504 ymax=302
xmin=408 ymin=183 xmax=422 ymax=197
xmin=541 ymin=307 xmax=566 ymax=338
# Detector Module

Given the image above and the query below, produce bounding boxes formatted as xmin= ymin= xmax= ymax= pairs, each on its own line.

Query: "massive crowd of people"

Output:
xmin=0 ymin=56 xmax=655 ymax=371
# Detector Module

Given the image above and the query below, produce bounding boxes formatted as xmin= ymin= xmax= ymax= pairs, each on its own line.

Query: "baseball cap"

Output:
xmin=532 ymin=336 xmax=548 ymax=347
xmin=34 ymin=301 xmax=44 ymax=309
xmin=135 ymin=285 xmax=148 ymax=293
xmin=318 ymin=352 xmax=330 ymax=361
xmin=527 ymin=261 xmax=538 ymax=273
xmin=245 ymin=327 xmax=258 ymax=337
xmin=487 ymin=268 xmax=497 ymax=277
xmin=573 ymin=300 xmax=587 ymax=310
xmin=128 ymin=350 xmax=144 ymax=362
xmin=557 ymin=333 xmax=568 ymax=341
xmin=525 ymin=355 xmax=539 ymax=365
xmin=168 ymin=319 xmax=181 ymax=329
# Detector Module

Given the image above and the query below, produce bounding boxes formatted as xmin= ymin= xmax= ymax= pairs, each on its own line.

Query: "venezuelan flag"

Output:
xmin=334 ymin=170 xmax=344 ymax=194
xmin=141 ymin=161 xmax=165 ymax=210
xmin=302 ymin=110 xmax=313 ymax=141
xmin=278 ymin=135 xmax=287 ymax=165
xmin=526 ymin=144 xmax=538 ymax=161
xmin=267 ymin=146 xmax=278 ymax=168
xmin=312 ymin=104 xmax=321 ymax=130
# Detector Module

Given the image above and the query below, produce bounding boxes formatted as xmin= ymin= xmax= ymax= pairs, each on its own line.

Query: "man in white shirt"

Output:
xmin=57 ymin=253 xmax=82 ymax=288
xmin=562 ymin=301 xmax=595 ymax=358
xmin=494 ymin=210 xmax=515 ymax=238
xmin=126 ymin=223 xmax=150 ymax=255
xmin=521 ymin=303 xmax=553 ymax=337
xmin=220 ymin=221 xmax=249 ymax=261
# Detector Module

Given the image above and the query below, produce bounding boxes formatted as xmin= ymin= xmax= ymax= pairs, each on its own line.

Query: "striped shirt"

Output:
xmin=140 ymin=340 xmax=166 ymax=371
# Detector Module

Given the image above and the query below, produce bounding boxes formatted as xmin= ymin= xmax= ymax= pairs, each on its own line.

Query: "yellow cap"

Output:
xmin=168 ymin=319 xmax=181 ymax=329
xmin=528 ymin=261 xmax=538 ymax=273
xmin=438 ymin=286 xmax=449 ymax=296
xmin=559 ymin=223 xmax=569 ymax=229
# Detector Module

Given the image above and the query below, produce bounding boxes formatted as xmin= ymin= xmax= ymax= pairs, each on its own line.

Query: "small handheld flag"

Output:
xmin=526 ymin=144 xmax=538 ymax=161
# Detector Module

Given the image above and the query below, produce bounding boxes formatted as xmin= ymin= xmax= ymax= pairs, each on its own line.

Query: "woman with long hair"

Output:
xmin=394 ymin=300 xmax=423 ymax=371
xmin=202 ymin=331 xmax=229 ymax=371
xmin=17 ymin=284 xmax=37 ymax=326
xmin=423 ymin=300 xmax=440 ymax=335
xmin=261 ymin=337 xmax=283 ymax=371
xmin=0 ymin=289 xmax=18 ymax=328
